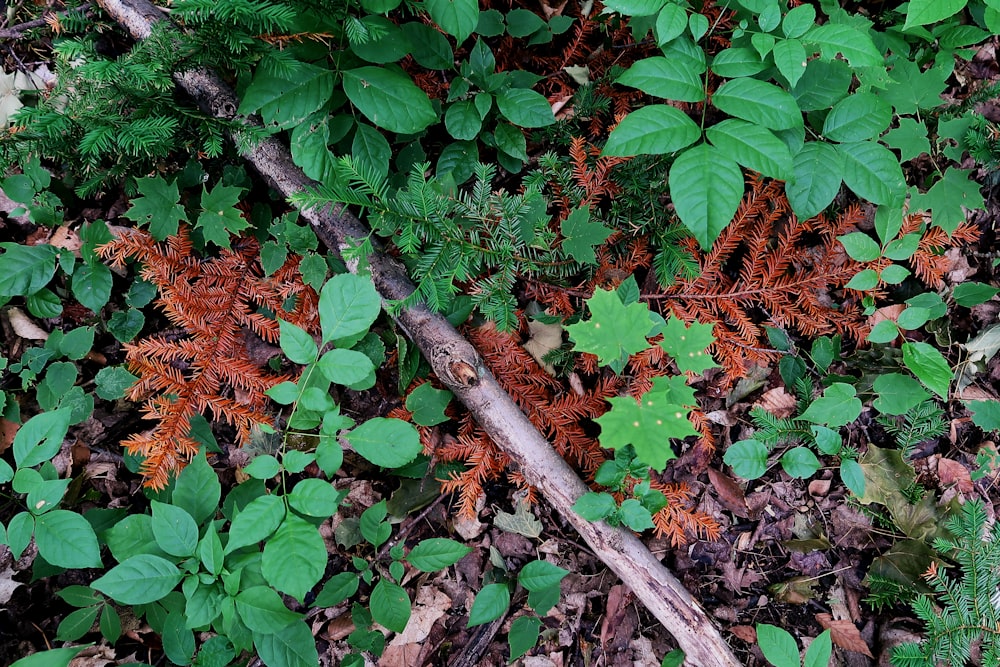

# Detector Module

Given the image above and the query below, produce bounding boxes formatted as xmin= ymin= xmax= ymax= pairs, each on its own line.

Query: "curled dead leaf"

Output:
xmin=815 ymin=613 xmax=873 ymax=657
xmin=6 ymin=307 xmax=49 ymax=340
xmin=756 ymin=387 xmax=797 ymax=418
xmin=936 ymin=457 xmax=973 ymax=494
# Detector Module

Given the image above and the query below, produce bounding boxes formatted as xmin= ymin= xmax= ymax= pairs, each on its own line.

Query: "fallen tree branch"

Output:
xmin=92 ymin=1 xmax=742 ymax=664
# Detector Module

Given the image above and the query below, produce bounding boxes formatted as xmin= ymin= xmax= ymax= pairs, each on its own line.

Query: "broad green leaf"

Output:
xmin=406 ymin=538 xmax=472 ymax=572
xmin=712 ymin=78 xmax=802 ymax=130
xmin=0 ymin=243 xmax=58 ymax=297
xmin=278 ymin=320 xmax=318 ymax=365
xmin=904 ymin=0 xmax=968 ymax=29
xmin=426 ymin=0 xmax=478 ymax=41
xmin=352 ymin=123 xmax=391 ymax=179
xmin=560 ymin=206 xmax=612 ymax=265
xmin=954 ymin=282 xmax=1000 ymax=307
xmin=238 ymin=64 xmax=335 ymax=130
xmin=370 ymin=579 xmax=410 ymax=633
xmin=803 ymin=23 xmax=882 ymax=68
xmin=595 ymin=392 xmax=699 ymax=471
xmin=572 ymin=492 xmax=618 ymax=521
xmin=235 ymin=586 xmax=302 ymax=633
xmin=668 ymin=143 xmax=744 ymax=249
xmin=909 ymin=168 xmax=985 ymax=235
xmin=104 ymin=514 xmax=169 ymax=562
xmin=343 ymin=67 xmax=437 ymax=134
xmin=318 ymin=348 xmax=375 ymax=387
xmin=243 ymin=454 xmax=280 ymax=480
xmin=780 ymin=447 xmax=821 ymax=479
xmin=14 ymin=408 xmax=72 ymax=469
xmin=468 ymin=583 xmax=510 ymax=627
xmin=92 ymin=555 xmax=182 ymax=605
xmin=705 ymin=119 xmax=792 ymax=180
xmin=782 ymin=4 xmax=815 ymax=38
xmin=724 ymin=439 xmax=768 ymax=479
xmin=346 ymin=417 xmax=421 ymax=468
xmin=616 ymin=57 xmax=704 ymax=102
xmin=313 ymin=572 xmax=361 ymax=607
xmin=124 ymin=176 xmax=186 ymax=240
xmin=839 ymin=141 xmax=905 ymax=206
xmin=619 ymin=498 xmax=655 ymax=531
xmin=566 ymin=287 xmax=653 ymax=365
xmin=253 ymin=621 xmax=318 ymax=667
xmin=883 ymin=117 xmax=930 ymax=162
xmin=518 ymin=560 xmax=569 ymax=591
xmin=602 ymin=105 xmax=700 ymax=156
xmin=757 ymin=624 xmax=799 ymax=667
xmin=840 ymin=459 xmax=865 ymax=496
xmin=405 ymin=382 xmax=452 ymax=426
xmin=150 ymin=500 xmax=199 ymax=558
xmin=792 ymin=59 xmax=851 ymax=111
xmin=35 ymin=510 xmax=101 ymax=568
xmin=403 ymin=22 xmax=454 ymax=69
xmin=710 ymin=48 xmax=767 ymax=78
xmin=772 ymin=38 xmax=807 ymax=88
xmin=225 ymin=494 xmax=286 ymax=554
xmin=867 ymin=320 xmax=899 ymax=344
xmin=56 ymin=606 xmax=100 ymax=642
xmin=822 ymin=93 xmax=891 ymax=142
xmin=6 ymin=512 xmax=33 ymax=560
xmin=880 ymin=58 xmax=951 ymax=116
xmin=873 ymin=373 xmax=930 ymax=416
xmin=71 ymin=262 xmax=112 ymax=312
xmin=95 ymin=366 xmax=138 ymax=400
xmin=837 ymin=233 xmax=880 ymax=262
xmin=10 ymin=647 xmax=90 ymax=667
xmin=811 ymin=426 xmax=841 ymax=455
xmin=509 ymin=615 xmax=542 ymax=661
xmin=804 ymin=629 xmax=833 ymax=667
xmin=602 ymin=0 xmax=666 ymax=15
xmin=799 ymin=383 xmax=862 ymax=428
xmin=287 ymin=478 xmax=340 ymax=518
xmin=902 ymin=342 xmax=952 ymax=399
xmin=496 ymin=87 xmax=556 ymax=128
xmin=657 ymin=316 xmax=717 ymax=373
xmin=445 ymin=100 xmax=483 ymax=140
xmin=655 ymin=4 xmax=688 ymax=44
xmin=786 ymin=141 xmax=843 ymax=219
xmin=845 ymin=268 xmax=878 ymax=290
xmin=262 ymin=514 xmax=328 ymax=603
xmin=197 ymin=183 xmax=249 ymax=248
xmin=319 ymin=272 xmax=382 ymax=346
xmin=173 ymin=450 xmax=220 ymax=526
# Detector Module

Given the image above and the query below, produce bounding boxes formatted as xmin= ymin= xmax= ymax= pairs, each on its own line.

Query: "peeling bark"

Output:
xmin=93 ymin=1 xmax=742 ymax=664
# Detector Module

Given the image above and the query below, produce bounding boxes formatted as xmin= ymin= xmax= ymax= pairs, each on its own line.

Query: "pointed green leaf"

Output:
xmin=601 ymin=105 xmax=700 ymax=156
xmin=495 ymin=87 xmax=556 ymax=128
xmin=902 ymin=342 xmax=952 ymax=399
xmin=772 ymin=38 xmax=807 ymax=88
xmin=822 ymin=92 xmax=891 ymax=142
xmin=786 ymin=141 xmax=843 ymax=219
xmin=705 ymin=119 xmax=793 ymax=180
xmin=668 ymin=143 xmax=744 ymax=249
xmin=616 ymin=57 xmax=704 ymax=102
xmin=712 ymin=78 xmax=802 ymax=130
xmin=904 ymin=0 xmax=968 ymax=29
xmin=343 ymin=67 xmax=437 ymax=134
xmin=92 ymin=555 xmax=182 ymax=605
xmin=838 ymin=141 xmax=905 ymax=206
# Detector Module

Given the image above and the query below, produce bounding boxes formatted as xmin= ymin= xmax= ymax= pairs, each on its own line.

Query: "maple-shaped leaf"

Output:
xmin=648 ymin=374 xmax=697 ymax=407
xmin=560 ymin=206 xmax=612 ymax=265
xmin=595 ymin=389 xmax=699 ymax=471
xmin=657 ymin=316 xmax=717 ymax=373
xmin=909 ymin=168 xmax=985 ymax=235
xmin=883 ymin=117 xmax=930 ymax=162
xmin=879 ymin=59 xmax=950 ymax=115
xmin=566 ymin=287 xmax=654 ymax=368
xmin=124 ymin=176 xmax=187 ymax=241
xmin=196 ymin=184 xmax=248 ymax=248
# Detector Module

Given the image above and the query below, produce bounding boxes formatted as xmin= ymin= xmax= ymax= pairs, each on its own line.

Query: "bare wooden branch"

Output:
xmin=93 ymin=1 xmax=742 ymax=664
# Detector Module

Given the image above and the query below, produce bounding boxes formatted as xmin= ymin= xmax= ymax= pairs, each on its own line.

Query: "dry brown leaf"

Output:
xmin=756 ymin=387 xmax=797 ymax=418
xmin=6 ymin=307 xmax=49 ymax=340
xmin=815 ymin=613 xmax=873 ymax=657
xmin=936 ymin=457 xmax=974 ymax=493
xmin=956 ymin=385 xmax=998 ymax=401
xmin=868 ymin=304 xmax=906 ymax=327
xmin=381 ymin=588 xmax=452 ymax=666
xmin=48 ymin=225 xmax=82 ymax=255
xmin=0 ymin=418 xmax=18 ymax=454
xmin=729 ymin=625 xmax=757 ymax=643
xmin=707 ymin=467 xmax=749 ymax=518
xmin=720 ymin=560 xmax=764 ymax=592
xmin=808 ymin=479 xmax=831 ymax=497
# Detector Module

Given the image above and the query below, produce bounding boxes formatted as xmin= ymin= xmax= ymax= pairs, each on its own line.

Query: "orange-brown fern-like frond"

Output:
xmin=99 ymin=227 xmax=317 ymax=488
xmin=649 ymin=480 xmax=721 ymax=547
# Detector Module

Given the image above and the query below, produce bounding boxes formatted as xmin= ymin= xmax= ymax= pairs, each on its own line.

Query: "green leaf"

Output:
xmin=705 ymin=119 xmax=792 ymax=180
xmin=243 ymin=454 xmax=280 ymax=479
xmin=34 ymin=510 xmax=101 ymax=568
xmin=954 ymin=282 xmax=1000 ymax=307
xmin=56 ymin=606 xmax=100 ymax=642
xmin=879 ymin=59 xmax=950 ymax=115
xmin=94 ymin=367 xmax=138 ymax=400
xmin=710 ymin=48 xmax=767 ymax=77
xmin=92 ymin=555 xmax=182 ymax=605
xmin=403 ymin=22 xmax=454 ymax=69
xmin=799 ymin=383 xmax=862 ymax=428
xmin=468 ymin=583 xmax=510 ymax=627
xmin=495 ymin=87 xmax=556 ymax=128
xmin=313 ymin=572 xmax=360 ymax=607
xmin=343 ymin=67 xmax=437 ymax=134
xmin=287 ymin=478 xmax=340 ymax=518
xmin=811 ymin=426 xmax=841 ymax=455
xmin=262 ymin=514 xmax=328 ymax=603
xmin=786 ymin=141 xmax=843 ymax=219
xmin=803 ymin=23 xmax=882 ymax=68
xmin=346 ymin=417 xmax=421 ymax=468
xmin=601 ymin=105 xmax=700 ymax=156
xmin=278 ymin=320 xmax=318 ymax=366
xmin=150 ymin=500 xmax=199 ymax=558
xmin=318 ymin=348 xmax=375 ymax=387
xmin=560 ymin=206 xmax=612 ymax=265
xmin=838 ymin=141 xmax=905 ymax=206
xmin=595 ymin=391 xmax=698 ymax=471
xmin=173 ymin=450 xmax=220 ymax=526
xmin=370 ymin=579 xmax=410 ymax=633
xmin=902 ymin=342 xmax=951 ymax=399
xmin=572 ymin=492 xmax=618 ymax=521
xmin=518 ymin=560 xmax=569 ymax=591
xmin=873 ymin=374 xmax=930 ymax=417
xmin=445 ymin=100 xmax=483 ymax=141
xmin=668 ymin=143 xmax=744 ymax=249
xmin=602 ymin=0 xmax=665 ymax=15
xmin=904 ymin=0 xmax=968 ymax=29
xmin=909 ymin=168 xmax=985 ymax=235
xmin=619 ymin=498 xmax=655 ymax=531
xmin=772 ymin=38 xmax=807 ymax=88
xmin=566 ymin=287 xmax=653 ymax=366
xmin=804 ymin=629 xmax=832 ymax=667
xmin=10 ymin=647 xmax=90 ymax=667
xmin=757 ymin=624 xmax=799 ymax=667
xmin=723 ymin=439 xmax=768 ymax=479
xmin=72 ymin=262 xmax=112 ymax=312
xmin=406 ymin=538 xmax=472 ymax=572
xmin=837 ymin=233 xmax=880 ymax=262
xmin=712 ymin=78 xmax=802 ymax=130
xmin=867 ymin=319 xmax=899 ymax=344
xmin=782 ymin=4 xmax=815 ymax=38
xmin=0 ymin=243 xmax=58 ymax=297
xmin=883 ymin=117 xmax=930 ymax=162
xmin=655 ymin=4 xmax=688 ymax=45
xmin=845 ymin=268 xmax=879 ymax=291
xmin=235 ymin=587 xmax=303 ymax=633
xmin=253 ymin=621 xmax=318 ymax=667
xmin=405 ymin=383 xmax=452 ymax=426
xmin=27 ymin=288 xmax=62 ymax=319
xmin=426 ymin=0 xmax=479 ymax=41
xmin=657 ymin=316 xmax=717 ymax=373
xmin=319 ymin=273 xmax=382 ymax=346
xmin=14 ymin=408 xmax=72 ymax=469
xmin=822 ymin=92 xmax=891 ymax=142
xmin=352 ymin=123 xmax=391 ymax=180
xmin=840 ymin=459 xmax=865 ymax=496
xmin=196 ymin=183 xmax=248 ymax=248
xmin=780 ymin=447 xmax=821 ymax=479
xmin=225 ymin=494 xmax=286 ymax=554
xmin=509 ymin=615 xmax=542 ymax=661
xmin=239 ymin=64 xmax=335 ymax=130
xmin=124 ymin=176 xmax=186 ymax=240
xmin=616 ymin=57 xmax=705 ymax=102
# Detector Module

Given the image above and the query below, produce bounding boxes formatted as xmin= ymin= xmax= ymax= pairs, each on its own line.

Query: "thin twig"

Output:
xmin=0 ymin=3 xmax=92 ymax=39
